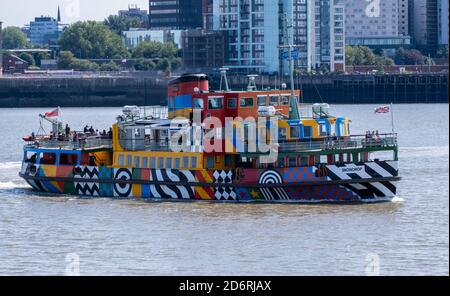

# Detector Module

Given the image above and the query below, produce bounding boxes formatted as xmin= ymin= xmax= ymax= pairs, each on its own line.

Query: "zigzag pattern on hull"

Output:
xmin=74 ymin=166 xmax=100 ymax=196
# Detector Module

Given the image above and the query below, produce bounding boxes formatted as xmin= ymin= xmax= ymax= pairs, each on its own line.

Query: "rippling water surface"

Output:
xmin=0 ymin=104 xmax=448 ymax=275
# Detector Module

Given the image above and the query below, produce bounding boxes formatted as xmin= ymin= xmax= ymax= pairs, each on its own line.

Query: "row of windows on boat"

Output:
xmin=25 ymin=151 xmax=371 ymax=168
xmin=170 ymin=95 xmax=292 ymax=111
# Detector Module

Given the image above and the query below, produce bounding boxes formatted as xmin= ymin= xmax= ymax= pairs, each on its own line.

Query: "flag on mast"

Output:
xmin=44 ymin=107 xmax=60 ymax=118
xmin=374 ymin=105 xmax=390 ymax=114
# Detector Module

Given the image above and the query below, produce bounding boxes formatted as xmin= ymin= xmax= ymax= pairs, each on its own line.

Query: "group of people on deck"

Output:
xmin=365 ymin=130 xmax=382 ymax=143
xmin=44 ymin=124 xmax=113 ymax=143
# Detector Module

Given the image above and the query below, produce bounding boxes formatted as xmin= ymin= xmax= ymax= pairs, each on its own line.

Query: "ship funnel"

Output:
xmin=247 ymin=75 xmax=258 ymax=91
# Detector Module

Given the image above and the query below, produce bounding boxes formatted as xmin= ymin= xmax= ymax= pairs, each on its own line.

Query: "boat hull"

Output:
xmin=19 ymin=161 xmax=400 ymax=204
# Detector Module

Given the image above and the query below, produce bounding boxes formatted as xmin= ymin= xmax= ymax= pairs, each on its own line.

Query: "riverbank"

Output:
xmin=0 ymin=73 xmax=448 ymax=107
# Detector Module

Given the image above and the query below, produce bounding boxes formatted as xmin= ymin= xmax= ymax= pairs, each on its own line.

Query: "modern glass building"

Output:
xmin=26 ymin=16 xmax=66 ymax=46
xmin=213 ymin=0 xmax=343 ymax=74
xmin=149 ymin=0 xmax=203 ymax=29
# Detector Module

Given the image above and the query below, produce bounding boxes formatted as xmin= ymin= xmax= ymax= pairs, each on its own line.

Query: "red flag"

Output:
xmin=45 ymin=108 xmax=59 ymax=118
xmin=375 ymin=106 xmax=390 ymax=114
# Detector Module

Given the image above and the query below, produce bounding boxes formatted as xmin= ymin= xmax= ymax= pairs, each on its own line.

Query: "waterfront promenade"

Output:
xmin=0 ymin=72 xmax=448 ymax=107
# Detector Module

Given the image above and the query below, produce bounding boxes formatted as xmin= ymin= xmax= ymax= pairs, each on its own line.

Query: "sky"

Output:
xmin=0 ymin=0 xmax=150 ymax=27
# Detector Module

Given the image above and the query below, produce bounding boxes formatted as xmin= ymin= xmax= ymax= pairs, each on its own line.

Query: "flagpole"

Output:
xmin=390 ymin=102 xmax=395 ymax=134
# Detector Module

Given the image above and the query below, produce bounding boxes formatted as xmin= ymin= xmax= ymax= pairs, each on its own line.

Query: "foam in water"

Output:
xmin=0 ymin=162 xmax=22 ymax=170
xmin=392 ymin=196 xmax=405 ymax=203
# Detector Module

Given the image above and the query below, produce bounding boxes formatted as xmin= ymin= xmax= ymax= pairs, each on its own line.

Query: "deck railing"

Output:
xmin=27 ymin=137 xmax=113 ymax=150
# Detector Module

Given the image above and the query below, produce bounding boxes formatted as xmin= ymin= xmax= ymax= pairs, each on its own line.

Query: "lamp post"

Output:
xmin=0 ymin=21 xmax=3 ymax=77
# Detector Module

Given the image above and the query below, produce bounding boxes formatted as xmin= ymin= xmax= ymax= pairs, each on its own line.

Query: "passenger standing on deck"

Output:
xmin=65 ymin=124 xmax=71 ymax=140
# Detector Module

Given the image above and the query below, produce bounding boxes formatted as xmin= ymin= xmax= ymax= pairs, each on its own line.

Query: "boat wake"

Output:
xmin=0 ymin=162 xmax=22 ymax=170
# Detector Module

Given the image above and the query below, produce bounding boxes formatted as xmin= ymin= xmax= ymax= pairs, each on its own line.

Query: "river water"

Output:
xmin=0 ymin=104 xmax=448 ymax=276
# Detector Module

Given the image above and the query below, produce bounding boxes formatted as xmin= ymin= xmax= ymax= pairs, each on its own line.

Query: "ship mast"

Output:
xmin=278 ymin=13 xmax=302 ymax=120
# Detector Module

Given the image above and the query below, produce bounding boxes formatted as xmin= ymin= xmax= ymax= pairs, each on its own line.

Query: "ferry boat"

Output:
xmin=19 ymin=72 xmax=400 ymax=203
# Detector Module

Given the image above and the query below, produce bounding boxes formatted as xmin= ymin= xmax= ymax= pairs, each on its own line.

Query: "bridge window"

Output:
xmin=257 ymin=96 xmax=267 ymax=106
xmin=194 ymin=98 xmax=204 ymax=109
xmin=227 ymin=98 xmax=237 ymax=108
xmin=303 ymin=126 xmax=313 ymax=138
xmin=278 ymin=157 xmax=286 ymax=168
xmin=269 ymin=96 xmax=279 ymax=106
xmin=290 ymin=127 xmax=299 ymax=139
xmin=319 ymin=124 xmax=327 ymax=137
xmin=279 ymin=128 xmax=287 ymax=140
xmin=208 ymin=97 xmax=224 ymax=110
xmin=127 ymin=155 xmax=133 ymax=167
xmin=281 ymin=95 xmax=290 ymax=106
xmin=240 ymin=97 xmax=254 ymax=108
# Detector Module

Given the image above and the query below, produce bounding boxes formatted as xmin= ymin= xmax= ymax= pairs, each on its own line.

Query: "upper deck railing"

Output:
xmin=25 ymin=136 xmax=113 ymax=151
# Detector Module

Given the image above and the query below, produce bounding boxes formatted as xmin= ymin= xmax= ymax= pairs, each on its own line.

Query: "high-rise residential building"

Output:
xmin=314 ymin=0 xmax=346 ymax=72
xmin=345 ymin=0 xmax=411 ymax=49
xmin=24 ymin=7 xmax=67 ymax=46
xmin=148 ymin=0 xmax=203 ymax=29
xmin=438 ymin=0 xmax=448 ymax=45
xmin=411 ymin=0 xmax=444 ymax=53
xmin=202 ymin=0 xmax=214 ymax=30
xmin=119 ymin=5 xmax=149 ymax=27
xmin=398 ymin=0 xmax=410 ymax=36
xmin=181 ymin=29 xmax=228 ymax=70
xmin=213 ymin=0 xmax=343 ymax=74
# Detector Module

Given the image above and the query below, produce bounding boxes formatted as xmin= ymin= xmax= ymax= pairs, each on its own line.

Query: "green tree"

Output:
xmin=59 ymin=21 xmax=129 ymax=59
xmin=437 ymin=46 xmax=449 ymax=59
xmin=19 ymin=52 xmax=35 ymax=66
xmin=395 ymin=48 xmax=426 ymax=65
xmin=2 ymin=27 xmax=29 ymax=49
xmin=133 ymin=58 xmax=156 ymax=71
xmin=104 ymin=15 xmax=143 ymax=35
xmin=57 ymin=50 xmax=99 ymax=71
xmin=33 ymin=51 xmax=51 ymax=67
xmin=57 ymin=51 xmax=76 ymax=69
xmin=99 ymin=61 xmax=120 ymax=71
xmin=132 ymin=41 xmax=179 ymax=59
